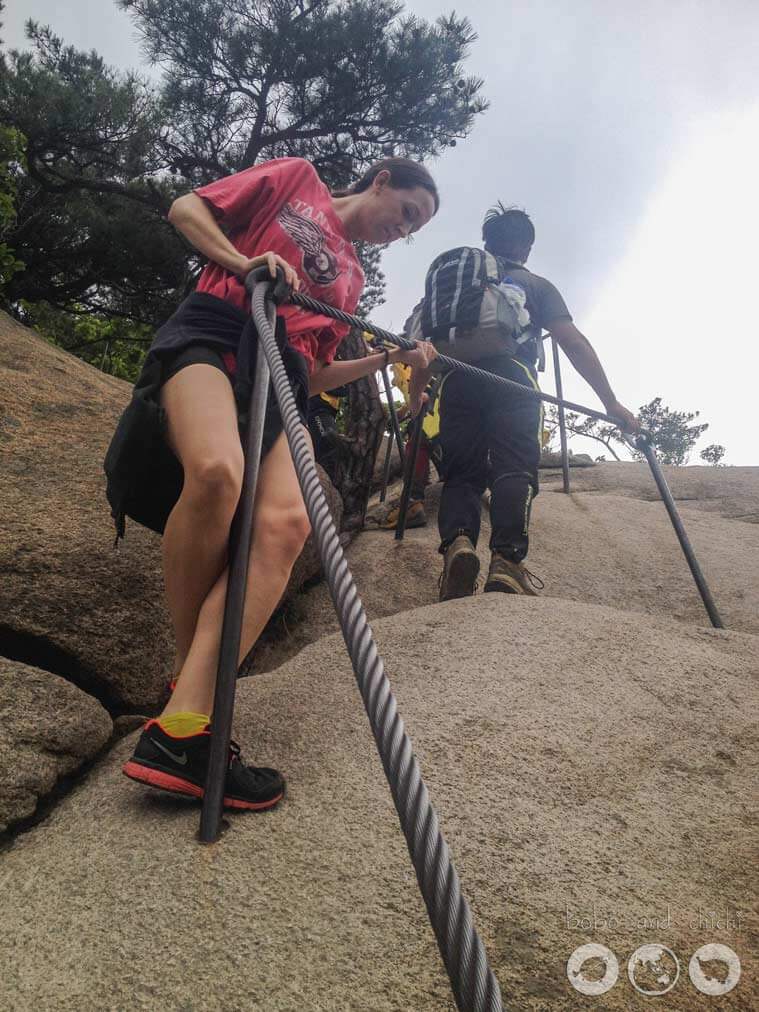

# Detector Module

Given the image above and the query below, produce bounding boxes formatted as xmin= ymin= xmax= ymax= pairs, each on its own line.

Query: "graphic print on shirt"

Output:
xmin=277 ymin=203 xmax=339 ymax=286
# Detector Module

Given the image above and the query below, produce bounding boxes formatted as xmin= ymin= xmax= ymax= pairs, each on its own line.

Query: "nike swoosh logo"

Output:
xmin=154 ymin=740 xmax=188 ymax=766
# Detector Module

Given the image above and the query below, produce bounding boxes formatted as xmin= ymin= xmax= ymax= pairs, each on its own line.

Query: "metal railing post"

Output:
xmin=286 ymin=289 xmax=727 ymax=630
xmin=378 ymin=366 xmax=406 ymax=504
xmin=635 ymin=435 xmax=724 ymax=629
xmin=380 ymin=364 xmax=406 ymax=459
xmin=378 ymin=417 xmax=395 ymax=503
xmin=395 ymin=410 xmax=424 ymax=541
xmin=551 ymin=336 xmax=571 ymax=493
xmin=198 ymin=292 xmax=274 ymax=844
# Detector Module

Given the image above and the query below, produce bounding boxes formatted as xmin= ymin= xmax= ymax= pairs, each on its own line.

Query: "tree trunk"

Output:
xmin=332 ymin=328 xmax=386 ymax=529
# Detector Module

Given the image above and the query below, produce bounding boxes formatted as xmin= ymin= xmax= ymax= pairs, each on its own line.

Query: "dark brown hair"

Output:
xmin=335 ymin=157 xmax=440 ymax=213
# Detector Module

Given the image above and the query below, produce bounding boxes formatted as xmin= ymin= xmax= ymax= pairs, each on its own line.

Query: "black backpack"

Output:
xmin=406 ymin=246 xmax=537 ymax=364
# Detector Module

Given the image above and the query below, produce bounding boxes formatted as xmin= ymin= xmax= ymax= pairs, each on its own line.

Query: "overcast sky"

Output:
xmin=6 ymin=0 xmax=759 ymax=463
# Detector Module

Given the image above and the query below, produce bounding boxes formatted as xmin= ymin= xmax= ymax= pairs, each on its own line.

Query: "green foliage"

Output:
xmin=633 ymin=397 xmax=709 ymax=466
xmin=0 ymin=124 xmax=25 ymax=290
xmin=354 ymin=242 xmax=386 ymax=316
xmin=119 ymin=0 xmax=486 ymax=178
xmin=21 ymin=300 xmax=151 ymax=382
xmin=0 ymin=22 xmax=191 ymax=323
xmin=699 ymin=443 xmax=726 ymax=466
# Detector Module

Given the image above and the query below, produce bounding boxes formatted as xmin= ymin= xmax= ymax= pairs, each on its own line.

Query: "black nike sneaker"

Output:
xmin=122 ymin=720 xmax=285 ymax=811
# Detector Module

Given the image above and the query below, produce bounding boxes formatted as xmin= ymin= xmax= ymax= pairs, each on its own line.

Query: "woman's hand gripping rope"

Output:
xmin=237 ymin=250 xmax=302 ymax=293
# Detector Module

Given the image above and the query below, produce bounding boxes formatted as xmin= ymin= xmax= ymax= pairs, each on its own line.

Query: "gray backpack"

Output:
xmin=405 ymin=246 xmax=537 ymax=363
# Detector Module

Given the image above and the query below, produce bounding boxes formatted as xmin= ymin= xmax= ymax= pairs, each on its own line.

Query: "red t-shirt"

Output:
xmin=194 ymin=158 xmax=364 ymax=371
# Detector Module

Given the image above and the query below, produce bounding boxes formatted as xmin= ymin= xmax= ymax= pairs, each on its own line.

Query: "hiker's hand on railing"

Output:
xmin=238 ymin=251 xmax=301 ymax=292
xmin=395 ymin=339 xmax=438 ymax=372
xmin=605 ymin=399 xmax=639 ymax=432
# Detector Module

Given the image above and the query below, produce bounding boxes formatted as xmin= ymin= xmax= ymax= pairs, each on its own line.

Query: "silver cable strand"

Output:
xmin=251 ymin=283 xmax=504 ymax=1012
xmin=290 ymin=290 xmax=621 ymax=426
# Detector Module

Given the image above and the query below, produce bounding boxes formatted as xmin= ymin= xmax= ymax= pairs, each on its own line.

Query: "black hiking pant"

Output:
xmin=437 ymin=355 xmax=542 ymax=561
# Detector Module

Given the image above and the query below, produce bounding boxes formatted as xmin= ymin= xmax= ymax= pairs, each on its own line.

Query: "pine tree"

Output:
xmin=1 ymin=1 xmax=486 ymax=324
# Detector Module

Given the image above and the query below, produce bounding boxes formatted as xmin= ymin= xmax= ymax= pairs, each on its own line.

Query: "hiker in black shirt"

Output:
xmin=434 ymin=205 xmax=638 ymax=600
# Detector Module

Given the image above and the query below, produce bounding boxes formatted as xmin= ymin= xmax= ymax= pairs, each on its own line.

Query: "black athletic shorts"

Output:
xmin=158 ymin=329 xmax=310 ymax=457
xmin=161 ymin=342 xmax=237 ymax=385
xmin=104 ymin=293 xmax=310 ymax=538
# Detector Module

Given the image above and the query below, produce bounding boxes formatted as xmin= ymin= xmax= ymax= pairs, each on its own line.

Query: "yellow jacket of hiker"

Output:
xmin=390 ymin=361 xmax=442 ymax=441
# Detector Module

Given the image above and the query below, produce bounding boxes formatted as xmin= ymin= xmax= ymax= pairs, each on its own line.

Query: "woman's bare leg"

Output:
xmin=164 ymin=428 xmax=312 ymax=717
xmin=160 ymin=364 xmax=244 ymax=670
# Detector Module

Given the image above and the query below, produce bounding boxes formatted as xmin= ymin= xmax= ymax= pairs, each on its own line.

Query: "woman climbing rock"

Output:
xmin=105 ymin=156 xmax=438 ymax=810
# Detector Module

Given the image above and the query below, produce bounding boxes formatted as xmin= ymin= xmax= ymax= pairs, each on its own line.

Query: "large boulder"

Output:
xmin=542 ymin=460 xmax=759 ymax=524
xmin=539 ymin=449 xmax=595 ymax=468
xmin=0 ymin=598 xmax=755 ymax=1010
xmin=251 ymin=468 xmax=759 ymax=674
xmin=0 ymin=312 xmax=173 ymax=713
xmin=0 ymin=658 xmax=112 ymax=833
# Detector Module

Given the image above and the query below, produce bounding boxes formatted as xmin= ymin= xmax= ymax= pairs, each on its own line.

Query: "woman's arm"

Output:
xmin=167 ymin=193 xmax=301 ymax=288
xmin=310 ymin=342 xmax=438 ymax=409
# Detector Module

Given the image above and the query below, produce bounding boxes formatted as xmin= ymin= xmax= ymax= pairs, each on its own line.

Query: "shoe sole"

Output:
xmin=441 ymin=552 xmax=480 ymax=601
xmin=122 ymin=760 xmax=284 ymax=811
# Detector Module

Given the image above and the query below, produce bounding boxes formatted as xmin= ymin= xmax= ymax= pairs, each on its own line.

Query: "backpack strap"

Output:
xmin=447 ymin=248 xmax=476 ymax=343
xmin=483 ymin=251 xmax=501 ymax=284
xmin=427 ymin=260 xmax=443 ymax=330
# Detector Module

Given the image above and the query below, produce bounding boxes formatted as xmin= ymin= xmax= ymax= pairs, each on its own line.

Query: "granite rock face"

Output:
xmin=0 ymin=599 xmax=756 ymax=1010
xmin=0 ymin=312 xmax=344 ymax=831
xmin=0 ymin=657 xmax=112 ymax=833
xmin=251 ymin=467 xmax=759 ymax=675
xmin=541 ymin=460 xmax=759 ymax=524
xmin=0 ymin=311 xmax=173 ymax=713
xmin=2 ymin=310 xmax=757 ymax=1009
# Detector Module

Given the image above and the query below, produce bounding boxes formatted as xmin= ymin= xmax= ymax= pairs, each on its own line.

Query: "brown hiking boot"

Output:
xmin=484 ymin=553 xmax=544 ymax=596
xmin=379 ymin=500 xmax=427 ymax=530
xmin=439 ymin=535 xmax=480 ymax=601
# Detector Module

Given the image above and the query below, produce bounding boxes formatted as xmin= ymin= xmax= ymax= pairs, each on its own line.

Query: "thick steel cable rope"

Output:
xmin=251 ymin=280 xmax=504 ymax=1012
xmin=290 ymin=290 xmax=624 ymax=427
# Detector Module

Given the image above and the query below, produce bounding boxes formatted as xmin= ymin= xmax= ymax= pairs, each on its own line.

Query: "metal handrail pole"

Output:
xmin=380 ymin=365 xmax=406 ymax=460
xmin=551 ymin=336 xmax=571 ymax=493
xmin=635 ymin=435 xmax=724 ymax=629
xmin=198 ymin=286 xmax=274 ymax=843
xmin=379 ymin=418 xmax=395 ymax=503
xmin=395 ymin=411 xmax=424 ymax=541
xmin=290 ymin=288 xmax=727 ymax=630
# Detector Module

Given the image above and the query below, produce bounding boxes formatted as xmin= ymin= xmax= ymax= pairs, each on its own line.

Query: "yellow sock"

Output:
xmin=157 ymin=712 xmax=210 ymax=737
